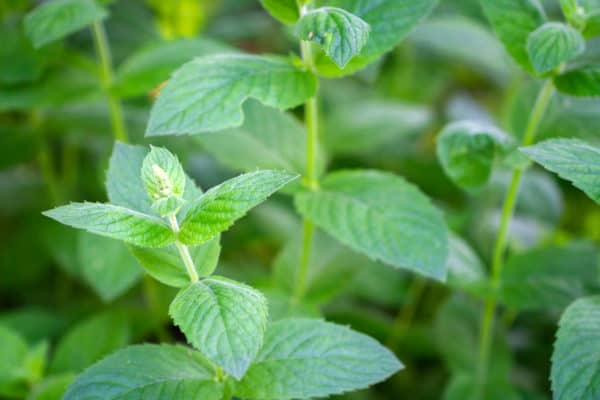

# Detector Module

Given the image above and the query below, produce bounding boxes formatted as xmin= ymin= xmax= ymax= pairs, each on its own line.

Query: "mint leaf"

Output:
xmin=77 ymin=232 xmax=143 ymax=302
xmin=63 ymin=344 xmax=223 ymax=400
xmin=437 ymin=121 xmax=514 ymax=191
xmin=259 ymin=0 xmax=299 ymax=24
xmin=0 ymin=325 xmax=28 ymax=383
xmin=527 ymin=22 xmax=585 ymax=75
xmin=295 ymin=170 xmax=448 ymax=281
xmin=179 ymin=170 xmax=298 ymax=246
xmin=446 ymin=234 xmax=486 ymax=291
xmin=146 ymin=54 xmax=317 ymax=136
xmin=235 ymin=318 xmax=402 ymax=399
xmin=555 ymin=65 xmax=600 ymax=97
xmin=131 ymin=237 xmax=220 ymax=287
xmin=28 ymin=374 xmax=74 ymax=400
xmin=24 ymin=0 xmax=107 ymax=48
xmin=521 ymin=138 xmax=600 ymax=204
xmin=141 ymin=146 xmax=186 ymax=216
xmin=313 ymin=0 xmax=438 ymax=76
xmin=196 ymin=101 xmax=310 ymax=174
xmin=552 ymin=296 xmax=600 ymax=399
xmin=43 ymin=203 xmax=176 ymax=248
xmin=114 ymin=38 xmax=233 ymax=98
xmin=50 ymin=312 xmax=129 ymax=373
xmin=499 ymin=242 xmax=599 ymax=311
xmin=296 ymin=7 xmax=370 ymax=68
xmin=169 ymin=277 xmax=268 ymax=379
xmin=481 ymin=0 xmax=546 ymax=73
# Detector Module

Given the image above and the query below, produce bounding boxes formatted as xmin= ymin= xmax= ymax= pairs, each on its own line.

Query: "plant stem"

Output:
xmin=386 ymin=276 xmax=427 ymax=350
xmin=91 ymin=21 xmax=129 ymax=143
xmin=168 ymin=213 xmax=199 ymax=283
xmin=475 ymin=80 xmax=555 ymax=397
xmin=31 ymin=110 xmax=62 ymax=205
xmin=293 ymin=2 xmax=320 ymax=304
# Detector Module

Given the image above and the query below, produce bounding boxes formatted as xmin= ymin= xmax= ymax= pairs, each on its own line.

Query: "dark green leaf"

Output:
xmin=555 ymin=65 xmax=600 ymax=97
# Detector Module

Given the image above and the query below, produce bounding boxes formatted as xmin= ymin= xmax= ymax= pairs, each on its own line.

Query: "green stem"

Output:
xmin=168 ymin=214 xmax=199 ymax=283
xmin=386 ymin=276 xmax=427 ymax=350
xmin=476 ymin=80 xmax=555 ymax=397
xmin=91 ymin=21 xmax=129 ymax=143
xmin=31 ymin=111 xmax=62 ymax=205
xmin=293 ymin=3 xmax=320 ymax=304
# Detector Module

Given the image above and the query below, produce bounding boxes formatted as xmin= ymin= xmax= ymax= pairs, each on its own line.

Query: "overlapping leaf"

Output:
xmin=527 ymin=22 xmax=585 ymax=75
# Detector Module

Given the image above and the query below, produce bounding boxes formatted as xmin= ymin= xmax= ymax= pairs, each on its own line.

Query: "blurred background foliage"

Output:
xmin=1 ymin=0 xmax=599 ymax=399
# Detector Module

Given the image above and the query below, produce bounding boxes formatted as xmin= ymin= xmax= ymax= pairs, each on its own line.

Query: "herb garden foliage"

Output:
xmin=2 ymin=0 xmax=600 ymax=399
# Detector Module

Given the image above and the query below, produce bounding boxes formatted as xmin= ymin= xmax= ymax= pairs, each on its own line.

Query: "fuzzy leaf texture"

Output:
xmin=521 ymin=138 xmax=600 ymax=204
xmin=131 ymin=238 xmax=220 ymax=287
xmin=259 ymin=0 xmax=299 ymax=24
xmin=527 ymin=22 xmax=585 ymax=75
xmin=235 ymin=318 xmax=402 ymax=399
xmin=296 ymin=7 xmax=370 ymax=68
xmin=555 ymin=65 xmax=600 ymax=96
xmin=551 ymin=296 xmax=600 ymax=399
xmin=169 ymin=277 xmax=268 ymax=379
xmin=62 ymin=344 xmax=222 ymax=400
xmin=178 ymin=170 xmax=298 ymax=246
xmin=437 ymin=121 xmax=514 ymax=192
xmin=146 ymin=54 xmax=317 ymax=136
xmin=480 ymin=0 xmax=547 ymax=73
xmin=313 ymin=0 xmax=439 ymax=76
xmin=24 ymin=0 xmax=107 ymax=48
xmin=43 ymin=203 xmax=175 ymax=248
xmin=295 ymin=170 xmax=449 ymax=281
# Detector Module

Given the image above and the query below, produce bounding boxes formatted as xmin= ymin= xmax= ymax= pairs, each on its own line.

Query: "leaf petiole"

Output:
xmin=168 ymin=213 xmax=199 ymax=282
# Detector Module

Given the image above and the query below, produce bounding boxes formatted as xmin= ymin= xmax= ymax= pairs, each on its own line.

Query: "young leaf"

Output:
xmin=555 ymin=65 xmax=600 ymax=97
xmin=527 ymin=22 xmax=585 ymax=75
xmin=62 ymin=344 xmax=223 ymax=400
xmin=131 ymin=237 xmax=221 ymax=287
xmin=235 ymin=318 xmax=402 ymax=399
xmin=141 ymin=146 xmax=186 ymax=216
xmin=0 ymin=325 xmax=28 ymax=383
xmin=480 ymin=0 xmax=546 ymax=73
xmin=50 ymin=312 xmax=130 ymax=373
xmin=178 ymin=170 xmax=298 ymax=246
xmin=43 ymin=203 xmax=176 ymax=248
xmin=146 ymin=54 xmax=317 ymax=136
xmin=296 ymin=7 xmax=370 ymax=69
xmin=24 ymin=0 xmax=107 ymax=48
xmin=313 ymin=0 xmax=439 ymax=76
xmin=169 ymin=277 xmax=268 ymax=379
xmin=437 ymin=121 xmax=514 ymax=192
xmin=498 ymin=242 xmax=599 ymax=311
xmin=77 ymin=232 xmax=143 ymax=302
xmin=295 ymin=170 xmax=449 ymax=281
xmin=521 ymin=138 xmax=600 ymax=204
xmin=552 ymin=296 xmax=600 ymax=399
xmin=196 ymin=101 xmax=310 ymax=174
xmin=259 ymin=0 xmax=299 ymax=24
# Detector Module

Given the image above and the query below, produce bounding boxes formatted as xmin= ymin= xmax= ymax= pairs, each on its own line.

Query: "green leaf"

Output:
xmin=141 ymin=146 xmax=186 ymax=216
xmin=313 ymin=0 xmax=439 ymax=76
xmin=555 ymin=65 xmax=600 ymax=97
xmin=235 ymin=318 xmax=402 ymax=399
xmin=499 ymin=242 xmax=599 ymax=311
xmin=169 ymin=277 xmax=268 ymax=379
xmin=27 ymin=374 xmax=75 ymax=400
xmin=437 ymin=121 xmax=514 ymax=192
xmin=480 ymin=0 xmax=547 ymax=73
xmin=77 ymin=232 xmax=143 ymax=302
xmin=178 ymin=170 xmax=298 ymax=246
xmin=295 ymin=170 xmax=448 ymax=280
xmin=43 ymin=202 xmax=176 ymax=248
xmin=445 ymin=373 xmax=521 ymax=400
xmin=296 ymin=7 xmax=370 ymax=68
xmin=521 ymin=138 xmax=600 ymax=204
xmin=259 ymin=0 xmax=299 ymax=24
xmin=50 ymin=312 xmax=130 ymax=373
xmin=527 ymin=22 xmax=585 ymax=75
xmin=63 ymin=344 xmax=223 ymax=400
xmin=446 ymin=234 xmax=486 ymax=291
xmin=196 ymin=101 xmax=309 ymax=174
xmin=0 ymin=325 xmax=28 ymax=384
xmin=114 ymin=38 xmax=233 ymax=98
xmin=552 ymin=296 xmax=600 ymax=399
xmin=131 ymin=237 xmax=220 ymax=287
xmin=24 ymin=0 xmax=107 ymax=48
xmin=146 ymin=54 xmax=317 ymax=136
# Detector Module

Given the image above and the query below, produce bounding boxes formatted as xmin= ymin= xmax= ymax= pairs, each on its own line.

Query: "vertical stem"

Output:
xmin=92 ymin=21 xmax=129 ymax=143
xmin=31 ymin=111 xmax=62 ymax=205
xmin=476 ymin=80 xmax=555 ymax=397
xmin=293 ymin=2 xmax=320 ymax=304
xmin=168 ymin=214 xmax=199 ymax=283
